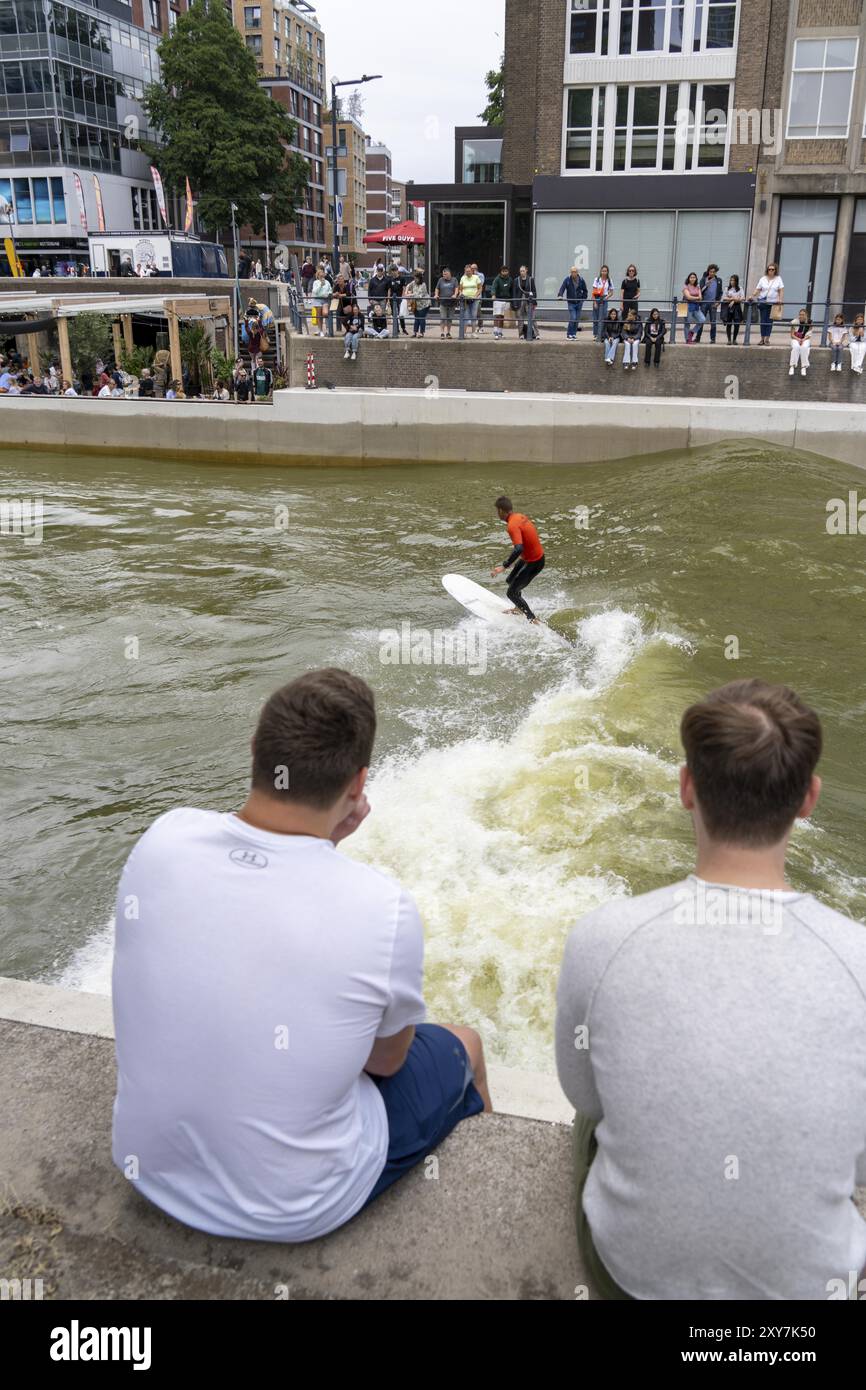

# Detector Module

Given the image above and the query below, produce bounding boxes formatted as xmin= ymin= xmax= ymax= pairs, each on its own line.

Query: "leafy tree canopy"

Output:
xmin=478 ymin=56 xmax=504 ymax=126
xmin=144 ymin=0 xmax=308 ymax=234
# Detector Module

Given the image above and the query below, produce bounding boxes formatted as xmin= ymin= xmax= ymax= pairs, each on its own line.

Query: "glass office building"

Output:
xmin=0 ymin=0 xmax=161 ymax=271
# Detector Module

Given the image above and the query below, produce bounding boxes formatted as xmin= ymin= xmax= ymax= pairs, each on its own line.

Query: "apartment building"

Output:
xmin=324 ymin=108 xmax=366 ymax=262
xmin=0 ymin=0 xmax=179 ymax=273
xmin=747 ymin=0 xmax=866 ymax=314
xmin=237 ymin=0 xmax=326 ymax=261
xmin=499 ymin=0 xmax=767 ymax=302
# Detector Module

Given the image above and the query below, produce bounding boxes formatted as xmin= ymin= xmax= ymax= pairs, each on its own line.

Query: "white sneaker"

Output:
xmin=351 ymin=352 xmax=357 ymax=361
xmin=344 ymin=349 xmax=350 ymax=360
xmin=788 ymin=366 xmax=795 ymax=376
xmin=801 ymin=367 xmax=807 ymax=376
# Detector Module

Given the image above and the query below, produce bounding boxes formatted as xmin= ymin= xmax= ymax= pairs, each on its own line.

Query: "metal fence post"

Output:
xmin=670 ymin=298 xmax=677 ymax=344
xmin=458 ymin=299 xmax=466 ymax=340
xmin=820 ymin=298 xmax=831 ymax=348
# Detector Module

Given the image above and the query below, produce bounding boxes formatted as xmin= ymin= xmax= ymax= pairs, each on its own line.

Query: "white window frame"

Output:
xmin=692 ymin=0 xmax=739 ymax=53
xmin=564 ymin=0 xmax=736 ymax=59
xmin=786 ymin=36 xmax=858 ymax=140
xmin=562 ymin=80 xmax=731 ymax=174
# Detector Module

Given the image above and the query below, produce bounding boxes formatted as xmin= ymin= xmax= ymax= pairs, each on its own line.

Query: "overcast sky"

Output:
xmin=317 ymin=0 xmax=505 ymax=185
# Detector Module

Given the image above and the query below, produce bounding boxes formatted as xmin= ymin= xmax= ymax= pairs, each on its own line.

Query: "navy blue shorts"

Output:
xmin=364 ymin=1023 xmax=484 ymax=1205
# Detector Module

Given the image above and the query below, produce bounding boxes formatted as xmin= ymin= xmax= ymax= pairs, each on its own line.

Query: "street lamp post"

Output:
xmin=230 ymin=201 xmax=240 ymax=357
xmin=260 ymin=193 xmax=272 ymax=274
xmin=329 ymin=73 xmax=382 ymax=273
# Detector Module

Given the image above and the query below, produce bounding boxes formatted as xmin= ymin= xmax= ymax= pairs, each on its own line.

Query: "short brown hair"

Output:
xmin=680 ymin=680 xmax=821 ymax=846
xmin=495 ymin=494 xmax=512 ymax=513
xmin=252 ymin=669 xmax=376 ymax=809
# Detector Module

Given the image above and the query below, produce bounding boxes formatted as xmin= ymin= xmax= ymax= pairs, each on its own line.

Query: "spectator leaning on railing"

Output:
xmin=558 ymin=266 xmax=588 ymax=340
xmin=750 ymin=262 xmax=784 ymax=345
xmin=434 ymin=267 xmax=457 ymax=339
xmin=682 ymin=273 xmax=705 ymax=343
xmin=591 ymin=266 xmax=613 ymax=341
xmin=458 ymin=263 xmax=483 ymax=337
xmin=721 ymin=275 xmax=745 ymax=343
xmin=695 ymin=263 xmax=722 ymax=343
xmin=513 ymin=266 xmax=538 ymax=341
xmin=490 ymin=266 xmax=514 ymax=341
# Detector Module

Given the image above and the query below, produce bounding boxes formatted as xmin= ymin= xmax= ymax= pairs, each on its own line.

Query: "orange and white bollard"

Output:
xmin=305 ymin=352 xmax=317 ymax=390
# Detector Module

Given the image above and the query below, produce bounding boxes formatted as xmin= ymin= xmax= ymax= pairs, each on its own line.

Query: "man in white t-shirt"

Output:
xmin=112 ymin=668 xmax=490 ymax=1242
xmin=556 ymin=679 xmax=866 ymax=1300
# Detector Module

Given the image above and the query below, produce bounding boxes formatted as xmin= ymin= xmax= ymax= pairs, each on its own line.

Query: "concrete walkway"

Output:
xmin=0 ymin=1013 xmax=587 ymax=1301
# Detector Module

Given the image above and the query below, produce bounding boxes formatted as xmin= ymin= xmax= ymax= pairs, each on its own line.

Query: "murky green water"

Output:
xmin=2 ymin=442 xmax=865 ymax=1069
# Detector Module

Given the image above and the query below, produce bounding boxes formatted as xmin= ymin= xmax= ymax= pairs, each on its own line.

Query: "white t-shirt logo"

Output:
xmin=229 ymin=847 xmax=268 ymax=869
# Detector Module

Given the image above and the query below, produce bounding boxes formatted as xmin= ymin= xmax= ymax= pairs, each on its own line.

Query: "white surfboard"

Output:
xmin=442 ymin=573 xmax=526 ymax=627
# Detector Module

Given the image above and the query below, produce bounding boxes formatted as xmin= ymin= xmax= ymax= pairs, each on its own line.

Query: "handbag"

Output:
xmin=260 ymin=333 xmax=270 ymax=351
xmin=769 ymin=303 xmax=783 ymax=321
xmin=676 ymin=302 xmax=688 ymax=319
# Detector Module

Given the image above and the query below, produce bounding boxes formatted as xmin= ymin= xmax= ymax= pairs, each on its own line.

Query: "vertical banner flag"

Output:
xmin=92 ymin=174 xmax=106 ymax=232
xmin=413 ymin=202 xmax=426 ymax=228
xmin=150 ymin=166 xmax=169 ymax=229
xmin=184 ymin=176 xmax=193 ymax=233
xmin=72 ymin=173 xmax=88 ymax=232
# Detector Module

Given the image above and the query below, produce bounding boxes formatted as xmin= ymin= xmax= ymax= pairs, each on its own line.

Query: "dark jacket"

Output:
xmin=491 ymin=274 xmax=514 ymax=301
xmin=622 ymin=313 xmax=642 ymax=340
xmin=642 ymin=316 xmax=666 ymax=342
xmin=385 ymin=273 xmax=405 ymax=303
xmin=558 ymin=274 xmax=588 ymax=301
xmin=513 ymin=275 xmax=537 ymax=304
xmin=700 ymin=272 xmax=723 ymax=303
xmin=367 ymin=273 xmax=389 ymax=303
xmin=602 ymin=317 xmax=622 ymax=341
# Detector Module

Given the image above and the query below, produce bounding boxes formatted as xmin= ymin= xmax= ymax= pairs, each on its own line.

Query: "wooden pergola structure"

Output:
xmin=0 ymin=292 xmax=234 ymax=383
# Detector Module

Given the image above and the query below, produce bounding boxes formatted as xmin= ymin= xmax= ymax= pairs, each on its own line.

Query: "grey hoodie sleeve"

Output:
xmin=555 ymin=922 xmax=604 ymax=1120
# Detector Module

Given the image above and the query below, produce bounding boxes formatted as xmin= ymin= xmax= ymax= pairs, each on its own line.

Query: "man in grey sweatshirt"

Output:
xmin=555 ymin=678 xmax=866 ymax=1300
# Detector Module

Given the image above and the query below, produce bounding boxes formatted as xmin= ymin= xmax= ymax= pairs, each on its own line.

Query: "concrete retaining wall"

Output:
xmin=287 ymin=331 xmax=866 ymax=404
xmin=0 ymin=389 xmax=864 ymax=471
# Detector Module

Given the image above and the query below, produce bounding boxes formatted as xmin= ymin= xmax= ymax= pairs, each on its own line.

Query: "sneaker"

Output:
xmin=801 ymin=367 xmax=807 ymax=376
xmin=351 ymin=351 xmax=357 ymax=361
xmin=344 ymin=349 xmax=350 ymax=360
xmin=788 ymin=366 xmax=795 ymax=375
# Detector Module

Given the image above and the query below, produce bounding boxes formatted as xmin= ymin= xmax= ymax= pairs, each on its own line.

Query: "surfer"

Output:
xmin=490 ymin=495 xmax=545 ymax=623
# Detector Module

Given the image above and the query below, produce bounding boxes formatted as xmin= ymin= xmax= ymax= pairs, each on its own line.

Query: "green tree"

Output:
xmin=143 ymin=0 xmax=308 ymax=235
xmin=478 ymin=56 xmax=504 ymax=126
xmin=65 ymin=313 xmax=113 ymax=379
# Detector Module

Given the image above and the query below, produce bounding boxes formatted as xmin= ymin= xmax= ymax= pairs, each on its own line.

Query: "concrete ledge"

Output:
xmin=0 ymin=1014 xmax=585 ymax=1300
xmin=0 ymin=976 xmax=572 ymax=1125
xmin=0 ymin=390 xmax=864 ymax=471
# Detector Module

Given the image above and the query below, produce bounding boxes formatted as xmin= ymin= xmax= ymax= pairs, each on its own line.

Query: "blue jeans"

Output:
xmin=462 ymin=298 xmax=479 ymax=329
xmin=696 ymin=301 xmax=718 ymax=341
xmin=758 ymin=302 xmax=774 ymax=338
xmin=604 ymin=336 xmax=619 ymax=363
xmin=592 ymin=299 xmax=608 ymax=339
xmin=413 ymin=306 xmax=429 ymax=335
xmin=566 ymin=298 xmax=585 ymax=337
xmin=344 ymin=331 xmax=359 ymax=353
xmin=686 ymin=304 xmax=705 ymax=337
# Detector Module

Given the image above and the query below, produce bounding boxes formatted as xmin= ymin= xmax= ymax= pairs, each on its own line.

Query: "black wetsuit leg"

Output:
xmin=506 ymin=555 xmax=545 ymax=619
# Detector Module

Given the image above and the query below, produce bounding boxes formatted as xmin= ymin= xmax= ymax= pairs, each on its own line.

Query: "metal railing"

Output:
xmin=286 ymin=290 xmax=866 ymax=347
